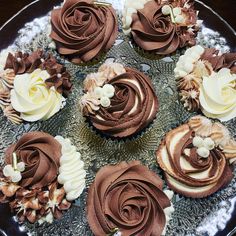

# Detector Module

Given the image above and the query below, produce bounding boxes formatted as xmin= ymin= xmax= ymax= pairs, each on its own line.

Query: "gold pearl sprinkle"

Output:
xmin=94 ymin=1 xmax=111 ymax=7
xmin=12 ymin=152 xmax=18 ymax=171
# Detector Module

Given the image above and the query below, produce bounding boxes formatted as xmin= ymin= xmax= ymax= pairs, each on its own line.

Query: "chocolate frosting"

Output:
xmin=87 ymin=67 xmax=158 ymax=138
xmin=50 ymin=0 xmax=118 ymax=63
xmin=87 ymin=161 xmax=170 ymax=236
xmin=157 ymin=124 xmax=233 ymax=198
xmin=5 ymin=132 xmax=62 ymax=189
xmin=131 ymin=0 xmax=198 ymax=55
xmin=201 ymin=48 xmax=236 ymax=73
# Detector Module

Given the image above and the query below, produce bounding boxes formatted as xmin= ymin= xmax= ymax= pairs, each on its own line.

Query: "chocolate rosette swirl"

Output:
xmin=87 ymin=161 xmax=171 ymax=236
xmin=50 ymin=0 xmax=118 ymax=63
xmin=5 ymin=132 xmax=61 ymax=189
xmin=87 ymin=67 xmax=158 ymax=138
xmin=156 ymin=119 xmax=234 ymax=198
xmin=130 ymin=0 xmax=198 ymax=55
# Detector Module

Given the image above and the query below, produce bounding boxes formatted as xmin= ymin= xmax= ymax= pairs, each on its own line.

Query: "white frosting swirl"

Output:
xmin=10 ymin=68 xmax=65 ymax=122
xmin=199 ymin=68 xmax=236 ymax=121
xmin=55 ymin=136 xmax=86 ymax=201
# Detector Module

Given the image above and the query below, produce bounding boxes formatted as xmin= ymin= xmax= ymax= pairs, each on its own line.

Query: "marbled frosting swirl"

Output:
xmin=50 ymin=0 xmax=118 ymax=63
xmin=156 ymin=117 xmax=234 ymax=198
xmin=5 ymin=132 xmax=61 ymax=189
xmin=87 ymin=67 xmax=158 ymax=138
xmin=87 ymin=161 xmax=171 ymax=236
xmin=130 ymin=0 xmax=199 ymax=55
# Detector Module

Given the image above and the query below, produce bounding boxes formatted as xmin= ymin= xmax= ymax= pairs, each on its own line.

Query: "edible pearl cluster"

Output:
xmin=162 ymin=5 xmax=185 ymax=24
xmin=94 ymin=84 xmax=115 ymax=108
xmin=192 ymin=136 xmax=215 ymax=158
xmin=174 ymin=45 xmax=205 ymax=79
xmin=3 ymin=153 xmax=25 ymax=183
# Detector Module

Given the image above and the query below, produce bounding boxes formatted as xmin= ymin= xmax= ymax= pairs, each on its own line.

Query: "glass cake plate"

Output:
xmin=0 ymin=0 xmax=236 ymax=235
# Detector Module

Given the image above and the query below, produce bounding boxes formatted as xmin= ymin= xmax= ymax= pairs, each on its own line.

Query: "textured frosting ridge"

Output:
xmin=87 ymin=161 xmax=172 ymax=236
xmin=126 ymin=0 xmax=200 ymax=55
xmin=80 ymin=63 xmax=158 ymax=138
xmin=4 ymin=132 xmax=61 ymax=189
xmin=56 ymin=136 xmax=86 ymax=201
xmin=156 ymin=116 xmax=235 ymax=198
xmin=50 ymin=0 xmax=118 ymax=63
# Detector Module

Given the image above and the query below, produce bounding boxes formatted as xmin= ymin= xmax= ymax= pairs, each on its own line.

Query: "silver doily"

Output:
xmin=0 ymin=1 xmax=235 ymax=235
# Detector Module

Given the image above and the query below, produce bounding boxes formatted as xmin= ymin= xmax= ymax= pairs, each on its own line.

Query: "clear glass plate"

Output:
xmin=0 ymin=0 xmax=235 ymax=236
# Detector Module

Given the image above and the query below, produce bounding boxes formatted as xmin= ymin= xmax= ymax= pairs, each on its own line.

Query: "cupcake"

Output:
xmin=175 ymin=45 xmax=236 ymax=121
xmin=87 ymin=161 xmax=174 ymax=236
xmin=50 ymin=0 xmax=118 ymax=64
xmin=0 ymin=49 xmax=72 ymax=124
xmin=79 ymin=62 xmax=158 ymax=139
xmin=156 ymin=116 xmax=236 ymax=198
xmin=0 ymin=131 xmax=86 ymax=224
xmin=122 ymin=0 xmax=201 ymax=55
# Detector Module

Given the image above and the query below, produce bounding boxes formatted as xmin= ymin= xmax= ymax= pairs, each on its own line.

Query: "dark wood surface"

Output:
xmin=0 ymin=0 xmax=236 ymax=31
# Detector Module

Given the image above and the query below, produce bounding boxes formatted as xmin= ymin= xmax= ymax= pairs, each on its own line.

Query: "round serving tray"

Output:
xmin=0 ymin=1 xmax=235 ymax=236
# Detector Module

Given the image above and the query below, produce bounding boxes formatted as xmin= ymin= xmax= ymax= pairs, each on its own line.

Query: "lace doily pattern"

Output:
xmin=0 ymin=4 xmax=235 ymax=236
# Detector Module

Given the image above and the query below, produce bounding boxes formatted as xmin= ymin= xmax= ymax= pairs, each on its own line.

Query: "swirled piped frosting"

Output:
xmin=175 ymin=45 xmax=236 ymax=121
xmin=87 ymin=161 xmax=174 ymax=236
xmin=50 ymin=0 xmax=118 ymax=63
xmin=156 ymin=116 xmax=235 ymax=198
xmin=0 ymin=131 xmax=86 ymax=224
xmin=80 ymin=62 xmax=158 ymax=138
xmin=123 ymin=0 xmax=200 ymax=55
xmin=55 ymin=136 xmax=86 ymax=201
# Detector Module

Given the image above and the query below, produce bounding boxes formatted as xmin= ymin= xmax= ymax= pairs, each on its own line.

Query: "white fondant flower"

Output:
xmin=199 ymin=68 xmax=236 ymax=121
xmin=11 ymin=68 xmax=65 ymax=122
xmin=3 ymin=161 xmax=25 ymax=183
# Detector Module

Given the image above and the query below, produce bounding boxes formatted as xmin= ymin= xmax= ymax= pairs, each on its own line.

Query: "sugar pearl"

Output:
xmin=162 ymin=5 xmax=171 ymax=15
xmin=203 ymin=137 xmax=215 ymax=150
xmin=175 ymin=15 xmax=185 ymax=24
xmin=173 ymin=7 xmax=182 ymax=16
xmin=192 ymin=136 xmax=204 ymax=148
xmin=94 ymin=87 xmax=103 ymax=98
xmin=100 ymin=96 xmax=111 ymax=108
xmin=197 ymin=147 xmax=210 ymax=158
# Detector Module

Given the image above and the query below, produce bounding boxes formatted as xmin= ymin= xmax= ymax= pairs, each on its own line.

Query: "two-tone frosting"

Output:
xmin=156 ymin=116 xmax=236 ymax=198
xmin=0 ymin=132 xmax=86 ymax=224
xmin=80 ymin=62 xmax=158 ymax=138
xmin=50 ymin=0 xmax=118 ymax=63
xmin=175 ymin=45 xmax=236 ymax=121
xmin=0 ymin=50 xmax=72 ymax=123
xmin=87 ymin=161 xmax=174 ymax=236
xmin=123 ymin=0 xmax=201 ymax=55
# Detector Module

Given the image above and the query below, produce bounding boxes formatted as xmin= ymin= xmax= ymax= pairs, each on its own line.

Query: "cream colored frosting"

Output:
xmin=199 ymin=68 xmax=236 ymax=121
xmin=10 ymin=68 xmax=65 ymax=122
xmin=122 ymin=0 xmax=152 ymax=35
xmin=56 ymin=136 xmax=86 ymax=201
xmin=174 ymin=45 xmax=205 ymax=79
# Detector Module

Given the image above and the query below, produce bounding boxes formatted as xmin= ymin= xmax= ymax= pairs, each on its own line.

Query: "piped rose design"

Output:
xmin=156 ymin=116 xmax=235 ymax=198
xmin=87 ymin=161 xmax=172 ymax=236
xmin=50 ymin=0 xmax=118 ymax=63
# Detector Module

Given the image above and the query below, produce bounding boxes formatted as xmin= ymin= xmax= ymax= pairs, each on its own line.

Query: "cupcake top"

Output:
xmin=0 ymin=49 xmax=72 ymax=124
xmin=80 ymin=62 xmax=158 ymax=138
xmin=156 ymin=116 xmax=236 ymax=198
xmin=0 ymin=132 xmax=86 ymax=224
xmin=50 ymin=0 xmax=118 ymax=63
xmin=122 ymin=0 xmax=201 ymax=55
xmin=175 ymin=45 xmax=236 ymax=121
xmin=87 ymin=161 xmax=174 ymax=236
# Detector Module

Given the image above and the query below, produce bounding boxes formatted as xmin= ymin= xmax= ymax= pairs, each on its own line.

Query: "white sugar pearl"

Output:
xmin=100 ymin=97 xmax=111 ymax=108
xmin=11 ymin=171 xmax=22 ymax=183
xmin=173 ymin=7 xmax=182 ymax=16
xmin=162 ymin=5 xmax=171 ymax=15
xmin=94 ymin=87 xmax=103 ymax=98
xmin=192 ymin=136 xmax=204 ymax=148
xmin=183 ymin=62 xmax=194 ymax=73
xmin=102 ymin=84 xmax=115 ymax=98
xmin=3 ymin=165 xmax=14 ymax=177
xmin=197 ymin=147 xmax=210 ymax=158
xmin=16 ymin=57 xmax=21 ymax=62
xmin=17 ymin=162 xmax=25 ymax=172
xmin=175 ymin=15 xmax=185 ymax=24
xmin=203 ymin=137 xmax=215 ymax=150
